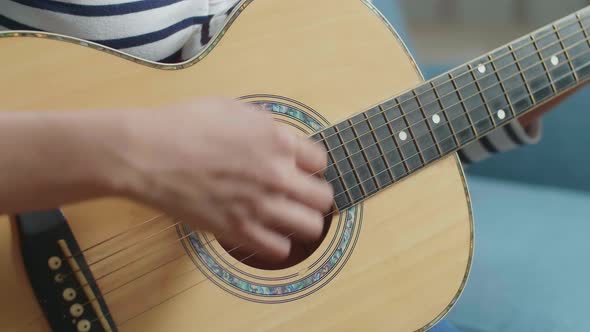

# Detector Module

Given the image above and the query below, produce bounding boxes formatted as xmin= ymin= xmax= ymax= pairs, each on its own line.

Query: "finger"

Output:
xmin=280 ymin=169 xmax=334 ymax=213
xmin=221 ymin=200 xmax=291 ymax=260
xmin=212 ymin=177 xmax=261 ymax=202
xmin=174 ymin=197 xmax=230 ymax=237
xmin=295 ymin=135 xmax=328 ymax=175
xmin=520 ymin=88 xmax=577 ymax=128
xmin=255 ymin=194 xmax=324 ymax=241
xmin=272 ymin=127 xmax=298 ymax=156
xmin=229 ymin=218 xmax=291 ymax=261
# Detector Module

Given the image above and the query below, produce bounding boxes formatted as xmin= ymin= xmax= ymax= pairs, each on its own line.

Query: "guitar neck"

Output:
xmin=317 ymin=6 xmax=590 ymax=211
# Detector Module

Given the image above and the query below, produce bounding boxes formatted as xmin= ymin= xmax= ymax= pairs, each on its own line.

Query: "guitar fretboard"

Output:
xmin=316 ymin=6 xmax=590 ymax=211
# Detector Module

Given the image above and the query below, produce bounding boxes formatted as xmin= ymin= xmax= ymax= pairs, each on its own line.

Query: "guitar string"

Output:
xmin=49 ymin=15 xmax=589 ymax=265
xmin=320 ymin=58 xmax=590 ymax=207
xmin=77 ymin=49 xmax=590 ymax=323
xmin=57 ymin=218 xmax=184 ymax=282
xmin=310 ymin=26 xmax=590 ymax=166
xmin=118 ymin=42 xmax=590 ymax=291
xmin=303 ymin=14 xmax=590 ymax=149
xmin=17 ymin=10 xmax=590 ymax=332
xmin=113 ymin=252 xmax=265 ymax=328
xmin=77 ymin=218 xmax=182 ymax=267
xmin=109 ymin=58 xmax=590 ymax=327
xmin=26 ymin=18 xmax=583 ymax=330
xmin=300 ymin=36 xmax=590 ymax=202
xmin=66 ymin=220 xmax=274 ymax=298
xmin=92 ymin=53 xmax=590 ymax=326
xmin=71 ymin=214 xmax=165 ymax=256
xmin=110 ymin=48 xmax=590 ymax=298
xmin=40 ymin=25 xmax=587 ymax=330
xmin=59 ymin=189 xmax=309 ymax=283
xmin=100 ymin=229 xmax=304 ymax=299
xmin=14 ymin=9 xmax=590 ymax=331
xmin=76 ymin=223 xmax=291 ymax=315
xmin=50 ymin=31 xmax=590 ymax=303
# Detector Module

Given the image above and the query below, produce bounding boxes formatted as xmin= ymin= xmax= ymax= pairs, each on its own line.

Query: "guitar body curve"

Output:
xmin=0 ymin=0 xmax=473 ymax=331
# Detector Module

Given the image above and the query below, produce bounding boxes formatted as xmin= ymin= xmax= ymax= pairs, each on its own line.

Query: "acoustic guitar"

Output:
xmin=1 ymin=0 xmax=588 ymax=331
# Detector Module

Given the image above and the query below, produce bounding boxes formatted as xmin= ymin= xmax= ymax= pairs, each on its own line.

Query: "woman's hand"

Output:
xmin=0 ymin=98 xmax=334 ymax=261
xmin=115 ymin=98 xmax=334 ymax=260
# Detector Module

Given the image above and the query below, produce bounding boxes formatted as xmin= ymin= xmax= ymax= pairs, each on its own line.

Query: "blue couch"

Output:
xmin=372 ymin=1 xmax=590 ymax=331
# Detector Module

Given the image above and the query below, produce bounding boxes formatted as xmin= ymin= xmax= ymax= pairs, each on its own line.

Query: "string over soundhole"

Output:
xmin=218 ymin=208 xmax=334 ymax=270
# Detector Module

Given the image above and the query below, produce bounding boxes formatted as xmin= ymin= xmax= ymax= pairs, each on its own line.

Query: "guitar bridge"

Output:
xmin=16 ymin=210 xmax=117 ymax=332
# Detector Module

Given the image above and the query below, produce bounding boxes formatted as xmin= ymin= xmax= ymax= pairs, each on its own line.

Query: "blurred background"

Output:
xmin=372 ymin=1 xmax=590 ymax=331
xmin=387 ymin=0 xmax=590 ymax=192
xmin=404 ymin=0 xmax=586 ymax=64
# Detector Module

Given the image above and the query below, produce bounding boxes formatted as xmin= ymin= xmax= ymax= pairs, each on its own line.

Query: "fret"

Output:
xmin=454 ymin=62 xmax=495 ymax=136
xmin=369 ymin=104 xmax=408 ymax=180
xmin=579 ymin=8 xmax=590 ymax=38
xmin=348 ymin=114 xmax=379 ymax=195
xmin=397 ymin=92 xmax=427 ymax=167
xmin=476 ymin=55 xmax=514 ymax=127
xmin=314 ymin=130 xmax=350 ymax=209
xmin=416 ymin=82 xmax=457 ymax=155
xmin=322 ymin=127 xmax=363 ymax=204
xmin=577 ymin=12 xmax=590 ymax=79
xmin=361 ymin=108 xmax=395 ymax=188
xmin=310 ymin=132 xmax=337 ymax=184
xmin=320 ymin=7 xmax=590 ymax=211
xmin=556 ymin=15 xmax=590 ymax=80
xmin=512 ymin=36 xmax=555 ymax=104
xmin=449 ymin=66 xmax=477 ymax=143
xmin=380 ymin=98 xmax=398 ymax=111
xmin=531 ymin=29 xmax=558 ymax=93
xmin=490 ymin=46 xmax=533 ymax=115
xmin=334 ymin=122 xmax=367 ymax=202
xmin=389 ymin=93 xmax=424 ymax=171
xmin=328 ymin=163 xmax=348 ymax=210
xmin=431 ymin=74 xmax=475 ymax=148
xmin=411 ymin=88 xmax=442 ymax=163
xmin=532 ymin=25 xmax=577 ymax=92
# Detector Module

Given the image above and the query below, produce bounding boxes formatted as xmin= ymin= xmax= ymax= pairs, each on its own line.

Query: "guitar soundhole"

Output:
xmin=219 ymin=209 xmax=333 ymax=270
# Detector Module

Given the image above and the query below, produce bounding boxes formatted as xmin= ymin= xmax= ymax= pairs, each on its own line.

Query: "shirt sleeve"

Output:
xmin=457 ymin=119 xmax=542 ymax=164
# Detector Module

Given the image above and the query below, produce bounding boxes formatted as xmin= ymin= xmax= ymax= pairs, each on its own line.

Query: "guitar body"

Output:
xmin=0 ymin=0 xmax=472 ymax=331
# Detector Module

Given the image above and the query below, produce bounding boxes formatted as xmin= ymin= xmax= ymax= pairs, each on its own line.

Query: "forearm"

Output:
xmin=0 ymin=110 xmax=132 ymax=213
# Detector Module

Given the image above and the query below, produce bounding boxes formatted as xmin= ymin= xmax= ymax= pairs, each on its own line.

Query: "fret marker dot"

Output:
xmin=551 ymin=55 xmax=559 ymax=66
xmin=477 ymin=64 xmax=487 ymax=74
xmin=432 ymin=114 xmax=441 ymax=124
xmin=398 ymin=131 xmax=408 ymax=141
xmin=497 ymin=109 xmax=506 ymax=120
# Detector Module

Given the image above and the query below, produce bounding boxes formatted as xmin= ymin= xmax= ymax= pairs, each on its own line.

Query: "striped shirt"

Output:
xmin=0 ymin=0 xmax=239 ymax=62
xmin=0 ymin=0 xmax=541 ymax=164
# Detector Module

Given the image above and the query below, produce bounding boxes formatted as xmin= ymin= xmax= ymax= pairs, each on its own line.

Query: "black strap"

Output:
xmin=16 ymin=210 xmax=117 ymax=332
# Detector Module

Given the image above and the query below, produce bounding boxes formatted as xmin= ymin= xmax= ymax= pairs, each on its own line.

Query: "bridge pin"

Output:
xmin=63 ymin=288 xmax=77 ymax=302
xmin=77 ymin=319 xmax=91 ymax=332
xmin=48 ymin=256 xmax=62 ymax=271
